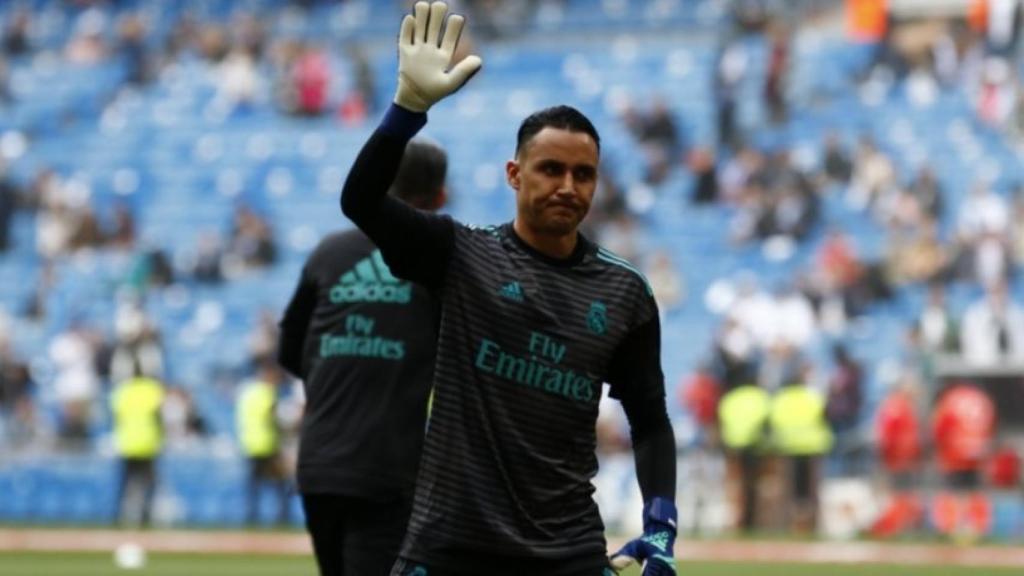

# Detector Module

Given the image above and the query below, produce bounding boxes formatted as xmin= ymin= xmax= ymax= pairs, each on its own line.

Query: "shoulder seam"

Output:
xmin=596 ymin=248 xmax=653 ymax=297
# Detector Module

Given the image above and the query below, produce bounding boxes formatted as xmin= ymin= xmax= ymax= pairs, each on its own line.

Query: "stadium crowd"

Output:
xmin=0 ymin=0 xmax=1022 ymax=543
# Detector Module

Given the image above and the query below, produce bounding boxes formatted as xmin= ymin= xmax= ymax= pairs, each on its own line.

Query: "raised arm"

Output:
xmin=340 ymin=1 xmax=481 ymax=288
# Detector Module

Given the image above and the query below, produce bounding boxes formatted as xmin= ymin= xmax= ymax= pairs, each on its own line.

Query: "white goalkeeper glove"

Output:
xmin=394 ymin=1 xmax=482 ymax=113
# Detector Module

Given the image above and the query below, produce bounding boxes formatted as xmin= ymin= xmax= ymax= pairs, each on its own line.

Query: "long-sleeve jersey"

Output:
xmin=342 ymin=105 xmax=674 ymax=575
xmin=278 ymin=228 xmax=439 ymax=499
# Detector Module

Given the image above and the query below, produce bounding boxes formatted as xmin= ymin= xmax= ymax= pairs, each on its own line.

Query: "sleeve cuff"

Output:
xmin=644 ymin=497 xmax=678 ymax=530
xmin=380 ymin=103 xmax=428 ymax=140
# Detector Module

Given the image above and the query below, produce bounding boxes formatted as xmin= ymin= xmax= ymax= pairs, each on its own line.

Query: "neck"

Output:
xmin=513 ymin=219 xmax=578 ymax=259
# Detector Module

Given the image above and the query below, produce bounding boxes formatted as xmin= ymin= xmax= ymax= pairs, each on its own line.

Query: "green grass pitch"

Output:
xmin=0 ymin=552 xmax=1020 ymax=576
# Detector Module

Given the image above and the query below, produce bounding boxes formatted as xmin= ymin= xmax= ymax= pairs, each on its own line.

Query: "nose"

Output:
xmin=557 ymin=171 xmax=576 ymax=194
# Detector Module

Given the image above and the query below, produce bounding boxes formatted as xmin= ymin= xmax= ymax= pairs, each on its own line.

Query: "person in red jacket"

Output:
xmin=870 ymin=379 xmax=923 ymax=537
xmin=930 ymin=382 xmax=996 ymax=540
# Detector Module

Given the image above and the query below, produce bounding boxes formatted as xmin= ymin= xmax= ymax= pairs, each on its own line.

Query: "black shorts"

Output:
xmin=302 ymin=493 xmax=413 ymax=576
xmin=390 ymin=557 xmax=615 ymax=576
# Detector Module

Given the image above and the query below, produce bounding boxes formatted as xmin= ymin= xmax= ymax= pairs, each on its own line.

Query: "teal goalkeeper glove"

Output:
xmin=610 ymin=498 xmax=677 ymax=575
xmin=394 ymin=1 xmax=482 ymax=112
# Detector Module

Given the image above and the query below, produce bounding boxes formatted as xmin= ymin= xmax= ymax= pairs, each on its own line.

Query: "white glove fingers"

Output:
xmin=413 ymin=1 xmax=430 ymax=43
xmin=610 ymin=555 xmax=636 ymax=572
xmin=448 ymin=54 xmax=482 ymax=87
xmin=440 ymin=13 xmax=465 ymax=56
xmin=399 ymin=14 xmax=415 ymax=48
xmin=426 ymin=1 xmax=447 ymax=47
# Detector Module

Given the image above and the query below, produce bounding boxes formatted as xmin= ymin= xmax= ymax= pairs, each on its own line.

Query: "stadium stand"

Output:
xmin=0 ymin=0 xmax=1021 ymax=537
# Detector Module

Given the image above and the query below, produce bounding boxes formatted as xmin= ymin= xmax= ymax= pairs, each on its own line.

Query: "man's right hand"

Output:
xmin=394 ymin=1 xmax=482 ymax=113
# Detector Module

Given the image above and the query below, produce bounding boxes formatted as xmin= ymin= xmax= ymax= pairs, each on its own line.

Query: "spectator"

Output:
xmin=214 ymin=47 xmax=263 ymax=114
xmin=719 ymin=145 xmax=765 ymax=205
xmin=2 ymin=9 xmax=31 ymax=57
xmin=344 ymin=43 xmax=377 ymax=117
xmin=769 ymin=371 xmax=833 ymax=534
xmin=821 ymin=133 xmax=852 ymax=185
xmin=0 ymin=160 xmax=18 ymax=252
xmin=718 ymin=382 xmax=769 ymax=533
xmin=109 ymin=300 xmax=164 ymax=385
xmin=111 ymin=360 xmax=165 ymax=527
xmin=885 ymin=217 xmax=949 ymax=285
xmin=763 ymin=20 xmax=789 ymax=125
xmin=223 ymin=204 xmax=276 ymax=277
xmin=687 ymin=147 xmax=719 ymax=205
xmin=236 ymin=361 xmax=290 ymax=526
xmin=956 ymin=183 xmax=1011 ymax=285
xmin=189 ymin=231 xmax=225 ymax=284
xmin=0 ymin=336 xmax=35 ymax=447
xmin=679 ymin=363 xmax=722 ymax=440
xmin=106 ymin=202 xmax=136 ymax=250
xmin=960 ymin=281 xmax=1024 ymax=366
xmin=127 ymin=247 xmax=174 ymax=291
xmin=622 ymin=96 xmax=684 ymax=185
xmin=917 ymin=282 xmax=959 ymax=353
xmin=117 ymin=13 xmax=153 ymax=87
xmin=161 ymin=387 xmax=207 ymax=450
xmin=48 ymin=321 xmax=102 ymax=445
xmin=64 ymin=9 xmax=109 ymax=65
xmin=289 ymin=44 xmax=330 ymax=117
xmin=645 ymin=250 xmax=685 ymax=312
xmin=907 ymin=165 xmax=944 ymax=221
xmin=848 ymin=137 xmax=896 ymax=211
xmin=1013 ymin=186 xmax=1024 ymax=266
xmin=0 ymin=55 xmax=10 ymax=106
xmin=930 ymin=382 xmax=996 ymax=540
xmin=246 ymin=308 xmax=278 ymax=368
xmin=714 ymin=36 xmax=748 ymax=150
xmin=825 ymin=344 xmax=864 ymax=476
xmin=711 ymin=317 xmax=757 ymax=392
xmin=870 ymin=377 xmax=924 ymax=537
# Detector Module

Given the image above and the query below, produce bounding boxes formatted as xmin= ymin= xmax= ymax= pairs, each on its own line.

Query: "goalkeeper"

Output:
xmin=341 ymin=3 xmax=677 ymax=575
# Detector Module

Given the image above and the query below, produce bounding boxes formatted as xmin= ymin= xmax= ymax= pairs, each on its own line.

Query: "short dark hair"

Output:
xmin=515 ymin=105 xmax=600 ymax=156
xmin=389 ymin=139 xmax=448 ymax=208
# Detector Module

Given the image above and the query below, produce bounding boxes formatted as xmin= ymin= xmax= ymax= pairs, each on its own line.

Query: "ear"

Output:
xmin=506 ymin=160 xmax=521 ymax=190
xmin=431 ymin=186 xmax=448 ymax=210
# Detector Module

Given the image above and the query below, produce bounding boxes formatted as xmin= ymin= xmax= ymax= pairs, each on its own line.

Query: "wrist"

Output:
xmin=380 ymin=103 xmax=428 ymax=140
xmin=643 ymin=497 xmax=677 ymax=533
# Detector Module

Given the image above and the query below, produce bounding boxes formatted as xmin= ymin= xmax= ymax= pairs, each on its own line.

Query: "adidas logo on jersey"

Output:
xmin=499 ymin=281 xmax=524 ymax=302
xmin=330 ymin=250 xmax=412 ymax=304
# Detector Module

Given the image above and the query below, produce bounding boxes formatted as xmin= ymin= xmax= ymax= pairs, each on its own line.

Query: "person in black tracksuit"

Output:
xmin=278 ymin=139 xmax=448 ymax=576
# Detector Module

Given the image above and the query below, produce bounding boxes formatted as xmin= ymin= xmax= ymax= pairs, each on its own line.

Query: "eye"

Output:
xmin=573 ymin=167 xmax=596 ymax=182
xmin=540 ymin=163 xmax=562 ymax=176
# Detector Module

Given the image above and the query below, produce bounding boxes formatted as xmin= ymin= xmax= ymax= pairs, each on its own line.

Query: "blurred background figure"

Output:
xmin=769 ymin=370 xmax=833 ymax=534
xmin=111 ymin=360 xmax=165 ymax=527
xmin=718 ymin=381 xmax=770 ymax=533
xmin=870 ymin=376 xmax=924 ymax=537
xmin=236 ymin=360 xmax=289 ymax=526
xmin=930 ymin=382 xmax=996 ymax=541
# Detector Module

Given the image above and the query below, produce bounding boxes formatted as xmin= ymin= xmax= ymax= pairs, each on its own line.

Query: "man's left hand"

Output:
xmin=609 ymin=498 xmax=677 ymax=575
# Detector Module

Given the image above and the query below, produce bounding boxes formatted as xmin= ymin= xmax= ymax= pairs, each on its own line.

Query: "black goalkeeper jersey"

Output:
xmin=342 ymin=108 xmax=666 ymax=575
xmin=278 ymin=229 xmax=439 ymax=499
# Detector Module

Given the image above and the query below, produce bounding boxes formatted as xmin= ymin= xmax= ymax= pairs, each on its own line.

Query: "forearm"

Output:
xmin=340 ymin=105 xmax=426 ymax=226
xmin=340 ymin=104 xmax=455 ymax=287
xmin=624 ymin=395 xmax=677 ymax=502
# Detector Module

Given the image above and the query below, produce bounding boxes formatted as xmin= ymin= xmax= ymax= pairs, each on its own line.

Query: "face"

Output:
xmin=507 ymin=127 xmax=599 ymax=237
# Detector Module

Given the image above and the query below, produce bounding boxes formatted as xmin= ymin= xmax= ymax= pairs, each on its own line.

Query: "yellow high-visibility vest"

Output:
xmin=718 ymin=385 xmax=770 ymax=450
xmin=236 ymin=381 xmax=278 ymax=457
xmin=111 ymin=377 xmax=164 ymax=458
xmin=769 ymin=386 xmax=834 ymax=456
